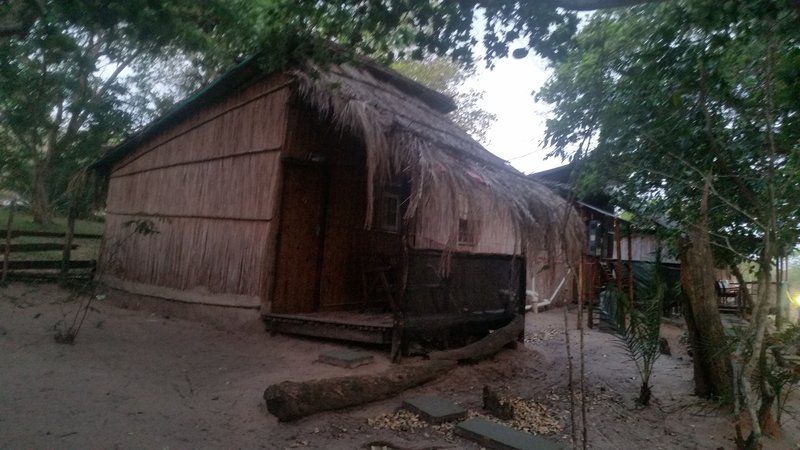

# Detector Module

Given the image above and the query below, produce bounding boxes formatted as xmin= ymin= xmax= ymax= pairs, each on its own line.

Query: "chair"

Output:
xmin=715 ymin=280 xmax=740 ymax=308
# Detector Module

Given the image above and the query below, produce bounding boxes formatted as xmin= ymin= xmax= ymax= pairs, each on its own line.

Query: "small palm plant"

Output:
xmin=615 ymin=264 xmax=666 ymax=406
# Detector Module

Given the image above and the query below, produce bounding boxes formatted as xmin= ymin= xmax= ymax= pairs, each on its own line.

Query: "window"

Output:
xmin=457 ymin=194 xmax=476 ymax=245
xmin=378 ymin=192 xmax=400 ymax=232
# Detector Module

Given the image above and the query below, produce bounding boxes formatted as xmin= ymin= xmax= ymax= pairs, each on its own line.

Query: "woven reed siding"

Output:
xmin=102 ymin=214 xmax=269 ymax=296
xmin=113 ymin=77 xmax=291 ymax=174
xmin=613 ymin=233 xmax=677 ymax=263
xmin=411 ymin=190 xmax=517 ymax=255
xmin=107 ymin=151 xmax=280 ymax=219
xmin=101 ymin=77 xmax=291 ymax=301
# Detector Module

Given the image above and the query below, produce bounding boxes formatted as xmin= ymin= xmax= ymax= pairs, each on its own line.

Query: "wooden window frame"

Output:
xmin=457 ymin=193 xmax=476 ymax=246
xmin=378 ymin=191 xmax=401 ymax=233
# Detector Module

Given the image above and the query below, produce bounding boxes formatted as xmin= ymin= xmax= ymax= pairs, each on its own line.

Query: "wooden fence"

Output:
xmin=1 ymin=207 xmax=101 ymax=284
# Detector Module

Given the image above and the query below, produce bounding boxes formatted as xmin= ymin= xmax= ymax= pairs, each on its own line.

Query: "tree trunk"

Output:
xmin=679 ymin=184 xmax=732 ymax=400
xmin=638 ymin=382 xmax=652 ymax=406
xmin=30 ymin=159 xmax=52 ymax=224
xmin=681 ymin=286 xmax=711 ymax=396
xmin=263 ymin=359 xmax=457 ymax=421
xmin=59 ymin=194 xmax=78 ymax=287
xmin=428 ymin=315 xmax=524 ymax=363
xmin=263 ymin=316 xmax=524 ymax=421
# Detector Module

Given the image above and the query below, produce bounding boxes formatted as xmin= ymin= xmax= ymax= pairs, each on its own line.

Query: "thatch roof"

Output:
xmin=295 ymin=60 xmax=583 ymax=265
xmin=94 ymin=53 xmax=583 ymax=267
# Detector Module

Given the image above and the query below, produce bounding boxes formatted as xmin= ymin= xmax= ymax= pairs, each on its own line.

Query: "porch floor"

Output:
xmin=262 ymin=311 xmax=393 ymax=345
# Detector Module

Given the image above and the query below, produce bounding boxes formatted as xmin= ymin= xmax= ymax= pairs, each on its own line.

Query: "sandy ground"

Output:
xmin=1 ymin=282 xmax=798 ymax=449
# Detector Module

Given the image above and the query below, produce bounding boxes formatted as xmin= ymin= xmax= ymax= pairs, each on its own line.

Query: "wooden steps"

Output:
xmin=263 ymin=312 xmax=393 ymax=345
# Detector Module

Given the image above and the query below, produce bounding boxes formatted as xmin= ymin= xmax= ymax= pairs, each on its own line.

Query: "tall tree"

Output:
xmin=0 ymin=0 xmax=662 ymax=222
xmin=537 ymin=0 xmax=800 ymax=445
xmin=0 ymin=0 xmax=249 ymax=222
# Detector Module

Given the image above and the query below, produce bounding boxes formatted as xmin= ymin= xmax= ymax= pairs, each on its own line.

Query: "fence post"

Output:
xmin=59 ymin=194 xmax=78 ymax=287
xmin=2 ymin=202 xmax=15 ymax=286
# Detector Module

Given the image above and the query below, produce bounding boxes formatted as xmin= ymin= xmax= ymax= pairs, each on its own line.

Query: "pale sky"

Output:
xmin=464 ymin=12 xmax=579 ymax=176
xmin=471 ymin=54 xmax=562 ymax=175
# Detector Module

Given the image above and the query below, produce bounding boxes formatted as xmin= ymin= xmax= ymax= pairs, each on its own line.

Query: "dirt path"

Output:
xmin=0 ymin=283 xmax=797 ymax=449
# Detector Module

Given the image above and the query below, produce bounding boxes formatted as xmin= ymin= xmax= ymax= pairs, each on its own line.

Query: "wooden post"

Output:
xmin=578 ymin=253 xmax=584 ymax=330
xmin=1 ymin=202 xmax=14 ymax=286
xmin=614 ymin=218 xmax=623 ymax=293
xmin=587 ymin=258 xmax=594 ymax=329
xmin=59 ymin=193 xmax=78 ymax=287
xmin=581 ymin=205 xmax=593 ymax=329
xmin=775 ymin=255 xmax=785 ymax=329
xmin=627 ymin=224 xmax=634 ymax=308
xmin=391 ymin=234 xmax=409 ymax=363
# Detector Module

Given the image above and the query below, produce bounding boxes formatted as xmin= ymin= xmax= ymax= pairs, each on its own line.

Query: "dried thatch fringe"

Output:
xmin=293 ymin=63 xmax=584 ymax=274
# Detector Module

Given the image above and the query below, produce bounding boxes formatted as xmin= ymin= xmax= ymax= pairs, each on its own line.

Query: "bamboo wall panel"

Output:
xmin=113 ymin=77 xmax=291 ymax=175
xmin=612 ymin=233 xmax=678 ymax=263
xmin=411 ymin=190 xmax=518 ymax=256
xmin=101 ymin=214 xmax=270 ymax=297
xmin=106 ymin=151 xmax=280 ymax=220
xmin=101 ymin=76 xmax=291 ymax=302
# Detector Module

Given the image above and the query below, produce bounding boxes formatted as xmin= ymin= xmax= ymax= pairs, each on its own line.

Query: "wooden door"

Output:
xmin=272 ymin=162 xmax=328 ymax=313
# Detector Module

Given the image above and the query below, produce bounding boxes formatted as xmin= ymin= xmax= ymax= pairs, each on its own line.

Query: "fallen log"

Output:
xmin=264 ymin=359 xmax=457 ymax=421
xmin=263 ymin=316 xmax=523 ymax=421
xmin=428 ymin=315 xmax=524 ymax=363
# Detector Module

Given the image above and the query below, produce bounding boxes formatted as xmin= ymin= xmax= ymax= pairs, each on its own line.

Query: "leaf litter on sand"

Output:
xmin=525 ymin=327 xmax=560 ymax=344
xmin=470 ymin=396 xmax=563 ymax=435
xmin=367 ymin=409 xmax=426 ymax=432
xmin=367 ymin=395 xmax=563 ymax=440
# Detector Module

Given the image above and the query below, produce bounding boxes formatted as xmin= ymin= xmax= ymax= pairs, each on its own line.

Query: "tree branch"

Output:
xmin=0 ymin=0 xmax=46 ymax=38
xmin=542 ymin=0 xmax=664 ymax=11
xmin=60 ymin=45 xmax=143 ymax=147
xmin=697 ymin=58 xmax=762 ymax=214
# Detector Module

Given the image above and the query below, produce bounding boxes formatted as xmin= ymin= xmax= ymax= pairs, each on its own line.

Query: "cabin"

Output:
xmin=531 ymin=164 xmax=682 ymax=321
xmin=93 ymin=54 xmax=579 ymax=354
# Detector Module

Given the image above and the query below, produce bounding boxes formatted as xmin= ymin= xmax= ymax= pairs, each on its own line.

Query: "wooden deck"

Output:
xmin=262 ymin=311 xmax=393 ymax=345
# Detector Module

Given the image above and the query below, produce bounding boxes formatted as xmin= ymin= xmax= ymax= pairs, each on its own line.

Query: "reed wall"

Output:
xmin=612 ymin=233 xmax=678 ymax=263
xmin=411 ymin=188 xmax=518 ymax=256
xmin=101 ymin=76 xmax=291 ymax=305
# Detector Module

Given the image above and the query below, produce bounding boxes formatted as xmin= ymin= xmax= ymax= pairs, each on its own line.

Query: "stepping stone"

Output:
xmin=318 ymin=350 xmax=374 ymax=368
xmin=455 ymin=418 xmax=563 ymax=450
xmin=402 ymin=396 xmax=467 ymax=424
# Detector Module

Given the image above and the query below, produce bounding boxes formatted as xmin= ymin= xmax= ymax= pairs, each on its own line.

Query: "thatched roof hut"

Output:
xmin=94 ymin=53 xmax=581 ymax=353
xmin=294 ymin=61 xmax=580 ymax=258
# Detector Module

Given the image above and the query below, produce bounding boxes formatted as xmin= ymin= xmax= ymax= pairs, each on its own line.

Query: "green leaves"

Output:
xmin=0 ymin=0 xmax=251 ymax=219
xmin=539 ymin=0 xmax=800 ymax=264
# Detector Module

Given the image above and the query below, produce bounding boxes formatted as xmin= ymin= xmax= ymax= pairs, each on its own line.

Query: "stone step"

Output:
xmin=401 ymin=395 xmax=467 ymax=424
xmin=317 ymin=350 xmax=374 ymax=368
xmin=455 ymin=418 xmax=563 ymax=450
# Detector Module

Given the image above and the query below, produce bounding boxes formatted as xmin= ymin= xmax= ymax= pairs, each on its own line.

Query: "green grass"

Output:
xmin=1 ymin=207 xmax=104 ymax=261
xmin=0 ymin=208 xmax=104 ymax=235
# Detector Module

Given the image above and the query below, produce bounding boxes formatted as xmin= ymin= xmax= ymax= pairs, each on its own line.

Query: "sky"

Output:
xmin=458 ymin=17 xmax=567 ymax=176
xmin=470 ymin=54 xmax=562 ymax=175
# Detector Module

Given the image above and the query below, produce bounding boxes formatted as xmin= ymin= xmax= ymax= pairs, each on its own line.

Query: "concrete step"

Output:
xmin=455 ymin=418 xmax=563 ymax=450
xmin=317 ymin=350 xmax=374 ymax=368
xmin=402 ymin=395 xmax=467 ymax=424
